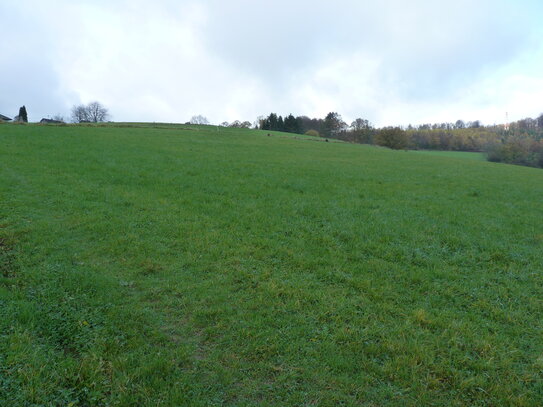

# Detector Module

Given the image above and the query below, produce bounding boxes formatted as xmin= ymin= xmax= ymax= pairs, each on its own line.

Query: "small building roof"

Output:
xmin=0 ymin=113 xmax=12 ymax=121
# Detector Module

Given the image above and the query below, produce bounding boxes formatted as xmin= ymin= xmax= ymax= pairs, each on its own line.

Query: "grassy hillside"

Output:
xmin=1 ymin=123 xmax=542 ymax=406
xmin=409 ymin=150 xmax=486 ymax=161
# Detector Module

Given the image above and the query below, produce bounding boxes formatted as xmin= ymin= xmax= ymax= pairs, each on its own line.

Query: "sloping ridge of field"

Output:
xmin=0 ymin=124 xmax=542 ymax=406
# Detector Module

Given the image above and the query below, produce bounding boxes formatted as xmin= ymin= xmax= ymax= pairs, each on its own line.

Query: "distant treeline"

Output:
xmin=259 ymin=112 xmax=543 ymax=168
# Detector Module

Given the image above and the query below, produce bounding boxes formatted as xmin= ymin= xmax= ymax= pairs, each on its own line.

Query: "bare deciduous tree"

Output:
xmin=190 ymin=115 xmax=210 ymax=125
xmin=71 ymin=102 xmax=110 ymax=123
xmin=227 ymin=120 xmax=252 ymax=128
xmin=71 ymin=104 xmax=88 ymax=123
xmin=87 ymin=101 xmax=109 ymax=122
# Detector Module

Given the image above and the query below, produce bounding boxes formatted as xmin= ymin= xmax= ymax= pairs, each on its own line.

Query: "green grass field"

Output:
xmin=409 ymin=150 xmax=486 ymax=161
xmin=1 ymin=123 xmax=542 ymax=406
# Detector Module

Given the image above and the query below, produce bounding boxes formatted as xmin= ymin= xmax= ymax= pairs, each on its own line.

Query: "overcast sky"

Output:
xmin=1 ymin=0 xmax=542 ymax=126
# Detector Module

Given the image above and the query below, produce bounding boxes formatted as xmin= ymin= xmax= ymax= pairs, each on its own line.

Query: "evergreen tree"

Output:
xmin=284 ymin=114 xmax=298 ymax=133
xmin=277 ymin=116 xmax=284 ymax=132
xmin=268 ymin=113 xmax=278 ymax=131
xmin=19 ymin=105 xmax=28 ymax=122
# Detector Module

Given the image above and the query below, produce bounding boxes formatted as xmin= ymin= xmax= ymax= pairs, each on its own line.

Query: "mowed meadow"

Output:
xmin=1 ymin=123 xmax=542 ymax=406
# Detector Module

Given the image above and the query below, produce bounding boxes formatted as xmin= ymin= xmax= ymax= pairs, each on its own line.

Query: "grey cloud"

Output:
xmin=0 ymin=3 xmax=76 ymax=120
xmin=205 ymin=0 xmax=534 ymax=103
xmin=1 ymin=0 xmax=542 ymax=125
